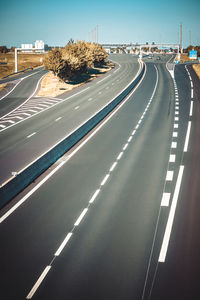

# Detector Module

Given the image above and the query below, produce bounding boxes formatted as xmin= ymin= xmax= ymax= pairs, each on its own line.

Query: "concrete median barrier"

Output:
xmin=0 ymin=61 xmax=145 ymax=208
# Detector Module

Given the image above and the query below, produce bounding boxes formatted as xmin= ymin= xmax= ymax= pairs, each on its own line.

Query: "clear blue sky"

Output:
xmin=0 ymin=0 xmax=199 ymax=48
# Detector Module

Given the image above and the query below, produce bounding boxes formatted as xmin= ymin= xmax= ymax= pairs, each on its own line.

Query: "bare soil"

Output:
xmin=37 ymin=64 xmax=114 ymax=97
xmin=193 ymin=64 xmax=200 ymax=80
xmin=0 ymin=52 xmax=46 ymax=78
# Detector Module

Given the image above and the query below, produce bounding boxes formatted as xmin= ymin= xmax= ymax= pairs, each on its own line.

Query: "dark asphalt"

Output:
xmin=0 ymin=56 xmax=184 ymax=300
xmin=0 ymin=54 xmax=140 ymax=185
xmin=149 ymin=65 xmax=200 ymax=300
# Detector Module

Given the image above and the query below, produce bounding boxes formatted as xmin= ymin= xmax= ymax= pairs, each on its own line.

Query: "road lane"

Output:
xmin=148 ymin=64 xmax=200 ymax=300
xmin=0 ymin=54 xmax=141 ymax=185
xmin=0 ymin=69 xmax=47 ymax=117
xmin=0 ymin=59 xmax=180 ymax=300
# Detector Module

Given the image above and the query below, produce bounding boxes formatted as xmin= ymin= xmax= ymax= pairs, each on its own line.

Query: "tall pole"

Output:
xmin=180 ymin=23 xmax=182 ymax=54
xmin=15 ymin=48 xmax=18 ymax=73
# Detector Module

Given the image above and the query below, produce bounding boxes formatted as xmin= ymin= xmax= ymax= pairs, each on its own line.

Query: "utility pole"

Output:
xmin=180 ymin=23 xmax=183 ymax=54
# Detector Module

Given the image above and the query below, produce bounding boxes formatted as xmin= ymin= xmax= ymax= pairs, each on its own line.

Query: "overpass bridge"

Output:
xmin=101 ymin=43 xmax=180 ymax=51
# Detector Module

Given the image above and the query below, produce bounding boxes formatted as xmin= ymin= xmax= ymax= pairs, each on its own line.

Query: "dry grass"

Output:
xmin=193 ymin=64 xmax=200 ymax=79
xmin=0 ymin=83 xmax=7 ymax=92
xmin=0 ymin=52 xmax=46 ymax=78
xmin=37 ymin=65 xmax=113 ymax=97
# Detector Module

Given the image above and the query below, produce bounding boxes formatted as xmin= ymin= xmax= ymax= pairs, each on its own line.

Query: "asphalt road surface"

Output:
xmin=0 ymin=55 xmax=198 ymax=300
xmin=0 ymin=54 xmax=140 ymax=185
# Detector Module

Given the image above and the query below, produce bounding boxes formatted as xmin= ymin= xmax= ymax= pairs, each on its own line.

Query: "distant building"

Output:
xmin=21 ymin=40 xmax=45 ymax=53
xmin=35 ymin=40 xmax=45 ymax=52
xmin=21 ymin=43 xmax=33 ymax=52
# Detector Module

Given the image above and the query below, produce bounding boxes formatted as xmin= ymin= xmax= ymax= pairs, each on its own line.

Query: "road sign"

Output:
xmin=189 ymin=50 xmax=197 ymax=59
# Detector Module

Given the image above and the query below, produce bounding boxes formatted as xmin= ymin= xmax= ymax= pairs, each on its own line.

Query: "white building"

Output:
xmin=21 ymin=43 xmax=33 ymax=52
xmin=35 ymin=40 xmax=44 ymax=52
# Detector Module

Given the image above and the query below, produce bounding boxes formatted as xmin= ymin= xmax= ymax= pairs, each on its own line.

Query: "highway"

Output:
xmin=0 ymin=54 xmax=140 ymax=185
xmin=0 ymin=54 xmax=198 ymax=300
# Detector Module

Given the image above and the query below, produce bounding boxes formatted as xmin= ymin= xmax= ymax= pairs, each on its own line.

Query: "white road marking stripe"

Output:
xmin=89 ymin=189 xmax=100 ymax=203
xmin=75 ymin=106 xmax=80 ymax=110
xmin=172 ymin=132 xmax=178 ymax=137
xmin=117 ymin=152 xmax=123 ymax=160
xmin=88 ymin=98 xmax=93 ymax=101
xmin=189 ymin=101 xmax=193 ymax=116
xmin=54 ymin=233 xmax=73 ymax=256
xmin=123 ymin=143 xmax=128 ymax=151
xmin=175 ymin=117 xmax=179 ymax=121
xmin=0 ymin=59 xmax=145 ymax=222
xmin=8 ymin=120 xmax=15 ymax=124
xmin=109 ymin=162 xmax=118 ymax=172
xmin=191 ymin=81 xmax=193 ymax=88
xmin=74 ymin=208 xmax=88 ymax=226
xmin=169 ymin=154 xmax=176 ymax=162
xmin=161 ymin=193 xmax=171 ymax=207
xmin=128 ymin=136 xmax=132 ymax=142
xmin=184 ymin=121 xmax=191 ymax=152
xmin=166 ymin=171 xmax=174 ymax=181
xmin=55 ymin=117 xmax=62 ymax=122
xmin=191 ymin=88 xmax=193 ymax=98
xmin=132 ymin=129 xmax=136 ymax=135
xmin=0 ymin=161 xmax=66 ymax=223
xmin=174 ymin=123 xmax=178 ymax=128
xmin=64 ymin=86 xmax=90 ymax=100
xmin=0 ymin=124 xmax=6 ymax=128
xmin=96 ymin=74 xmax=111 ymax=84
xmin=171 ymin=142 xmax=177 ymax=148
xmin=100 ymin=174 xmax=110 ymax=186
xmin=27 ymin=132 xmax=36 ymax=138
xmin=159 ymin=166 xmax=184 ymax=262
xmin=26 ymin=266 xmax=51 ymax=299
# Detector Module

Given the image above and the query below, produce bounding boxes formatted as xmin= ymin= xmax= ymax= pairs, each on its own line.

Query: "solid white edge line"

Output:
xmin=54 ymin=232 xmax=73 ymax=256
xmin=0 ymin=161 xmax=65 ymax=224
xmin=74 ymin=208 xmax=88 ymax=226
xmin=159 ymin=166 xmax=184 ymax=262
xmin=26 ymin=265 xmax=51 ymax=299
xmin=89 ymin=189 xmax=100 ymax=203
xmin=0 ymin=60 xmax=146 ymax=223
xmin=0 ymin=80 xmax=22 ymax=101
xmin=0 ymin=73 xmax=46 ymax=120
xmin=184 ymin=121 xmax=191 ymax=152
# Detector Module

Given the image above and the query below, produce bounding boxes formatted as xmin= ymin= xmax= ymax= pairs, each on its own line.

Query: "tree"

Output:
xmin=0 ymin=46 xmax=8 ymax=53
xmin=43 ymin=48 xmax=64 ymax=76
xmin=44 ymin=41 xmax=108 ymax=81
